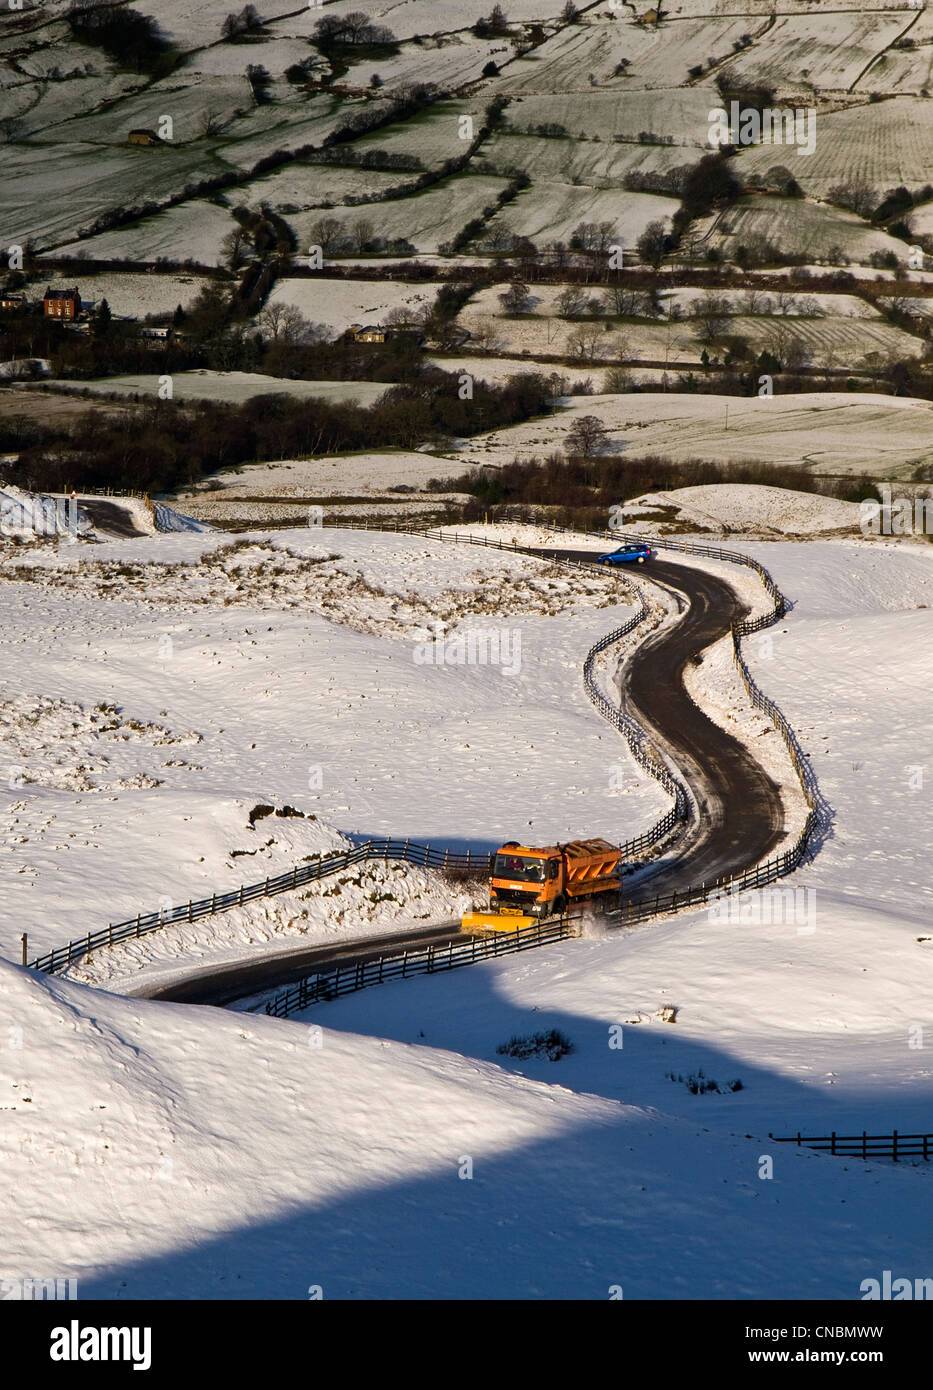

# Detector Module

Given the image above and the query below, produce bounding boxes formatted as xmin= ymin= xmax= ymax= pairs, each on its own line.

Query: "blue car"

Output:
xmin=597 ymin=544 xmax=652 ymax=565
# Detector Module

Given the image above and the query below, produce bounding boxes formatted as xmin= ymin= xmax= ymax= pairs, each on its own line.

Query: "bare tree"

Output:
xmin=221 ymin=225 xmax=250 ymax=270
xmin=690 ymin=291 xmax=732 ymax=346
xmin=201 ymin=107 xmax=228 ymax=137
xmin=774 ymin=288 xmax=798 ymax=316
xmin=564 ymin=414 xmax=608 ymax=457
xmin=488 ymin=3 xmax=509 ymax=35
xmin=0 ymin=115 xmax=26 ymax=142
xmin=566 ymin=323 xmax=607 ymax=362
xmin=383 ymin=304 xmax=425 ymax=328
xmin=499 ymin=281 xmax=531 ymax=313
xmin=308 ymin=216 xmax=343 ymax=254
xmin=350 ymin=217 xmax=375 ymax=253
xmin=611 ymin=327 xmax=639 ymax=363
xmin=467 ymin=316 xmax=506 ymax=352
xmin=484 ymin=221 xmax=516 ymax=252
xmin=766 ymin=320 xmax=811 ymax=370
xmin=257 ymin=302 xmax=308 ymax=342
xmin=605 ymin=284 xmax=643 ymax=317
xmin=572 ymin=220 xmax=616 ymax=256
xmin=827 ymin=179 xmax=879 ymax=220
xmin=556 ymin=285 xmax=587 ymax=318
xmin=636 ymin=219 xmax=668 ymax=270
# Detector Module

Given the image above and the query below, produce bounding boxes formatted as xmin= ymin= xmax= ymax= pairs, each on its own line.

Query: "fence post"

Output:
xmin=21 ymin=933 xmax=27 ymax=967
xmin=830 ymin=1131 xmax=836 ymax=1156
xmin=893 ymin=1130 xmax=898 ymax=1162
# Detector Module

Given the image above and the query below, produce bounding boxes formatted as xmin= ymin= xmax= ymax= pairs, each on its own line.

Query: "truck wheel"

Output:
xmin=552 ymin=896 xmax=567 ymax=917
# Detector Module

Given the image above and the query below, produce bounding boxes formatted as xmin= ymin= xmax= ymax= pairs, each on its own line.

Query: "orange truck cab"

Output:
xmin=462 ymin=838 xmax=622 ymax=931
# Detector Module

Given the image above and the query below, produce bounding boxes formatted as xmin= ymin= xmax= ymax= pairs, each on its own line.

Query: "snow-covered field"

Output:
xmin=702 ymin=196 xmax=913 ymax=269
xmin=179 ymin=450 xmax=462 ymax=496
xmin=619 ymin=482 xmax=868 ymax=537
xmin=25 ymin=271 xmax=212 ymax=318
xmin=284 ymin=173 xmax=512 ymax=255
xmin=51 ymin=200 xmax=240 ymax=268
xmin=3 ymin=529 xmax=933 ymax=1298
xmin=730 ymin=97 xmax=933 ymax=202
xmin=0 ymin=528 xmax=661 ymax=964
xmin=722 ymin=10 xmax=912 ymax=93
xmin=500 ymin=183 xmax=679 ymax=249
xmin=267 ymin=277 xmax=436 ymax=332
xmin=440 ymin=390 xmax=933 ymax=479
xmin=51 ymin=372 xmax=395 ymax=407
xmin=456 ymin=282 xmax=923 ymax=368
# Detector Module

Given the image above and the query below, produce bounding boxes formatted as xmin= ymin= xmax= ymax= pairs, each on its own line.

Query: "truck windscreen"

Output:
xmin=494 ymin=855 xmax=545 ymax=883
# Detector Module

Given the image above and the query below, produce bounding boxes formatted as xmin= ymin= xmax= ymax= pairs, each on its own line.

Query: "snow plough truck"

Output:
xmin=462 ymin=838 xmax=622 ymax=932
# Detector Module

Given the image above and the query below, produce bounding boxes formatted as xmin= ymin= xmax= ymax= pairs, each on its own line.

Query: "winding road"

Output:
xmin=137 ymin=922 xmax=462 ymax=1008
xmin=542 ymin=550 xmax=787 ymax=903
xmin=142 ymin=546 xmax=790 ymax=1008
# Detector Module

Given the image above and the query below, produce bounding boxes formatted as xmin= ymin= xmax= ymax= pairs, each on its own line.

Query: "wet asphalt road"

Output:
xmin=539 ymin=548 xmax=787 ymax=902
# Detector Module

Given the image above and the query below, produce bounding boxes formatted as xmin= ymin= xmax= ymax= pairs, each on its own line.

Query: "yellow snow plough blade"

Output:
xmin=461 ymin=909 xmax=536 ymax=933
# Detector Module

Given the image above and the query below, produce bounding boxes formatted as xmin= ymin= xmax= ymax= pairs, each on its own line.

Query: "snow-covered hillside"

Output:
xmin=1 ymin=528 xmax=932 ymax=1298
xmin=0 ymin=527 xmax=665 ymax=962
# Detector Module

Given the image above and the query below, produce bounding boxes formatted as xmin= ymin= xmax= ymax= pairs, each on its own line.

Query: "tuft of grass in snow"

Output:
xmin=666 ymin=1069 xmax=744 ymax=1095
xmin=497 ymin=1029 xmax=574 ymax=1062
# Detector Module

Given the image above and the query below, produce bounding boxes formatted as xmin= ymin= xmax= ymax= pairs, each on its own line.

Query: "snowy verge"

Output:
xmin=60 ymin=857 xmax=475 ymax=994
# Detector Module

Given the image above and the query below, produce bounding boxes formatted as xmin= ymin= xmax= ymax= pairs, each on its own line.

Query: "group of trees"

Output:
xmin=435 ymin=449 xmax=881 ymax=529
xmin=221 ymin=5 xmax=265 ymax=41
xmin=67 ymin=0 xmax=176 ymax=76
xmin=312 ymin=11 xmax=398 ymax=52
xmin=301 ymin=214 xmax=414 ymax=258
xmin=324 ymin=82 xmax=438 ymax=145
xmin=825 ymin=180 xmax=933 ymax=241
xmin=246 ymin=63 xmax=273 ymax=104
xmin=222 ymin=204 xmax=295 ymax=268
xmin=7 ymin=369 xmax=556 ymax=496
xmin=473 ymin=5 xmax=510 ymax=38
